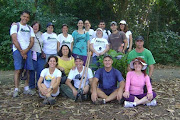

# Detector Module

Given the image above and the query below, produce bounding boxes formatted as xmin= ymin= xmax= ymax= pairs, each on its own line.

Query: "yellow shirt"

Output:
xmin=57 ymin=56 xmax=75 ymax=76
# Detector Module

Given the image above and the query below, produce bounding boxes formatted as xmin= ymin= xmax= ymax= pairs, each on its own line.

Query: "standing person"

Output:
xmin=90 ymin=28 xmax=109 ymax=71
xmin=60 ymin=56 xmax=93 ymax=100
xmin=42 ymin=22 xmax=59 ymax=62
xmin=108 ymin=21 xmax=127 ymax=53
xmin=72 ymin=20 xmax=90 ymax=65
xmin=93 ymin=21 xmax=111 ymax=40
xmin=10 ymin=10 xmax=35 ymax=97
xmin=123 ymin=57 xmax=157 ymax=107
xmin=29 ymin=21 xmax=46 ymax=91
xmin=57 ymin=24 xmax=73 ymax=51
xmin=119 ymin=20 xmax=133 ymax=52
xmin=127 ymin=36 xmax=156 ymax=78
xmin=57 ymin=45 xmax=75 ymax=84
xmin=84 ymin=20 xmax=95 ymax=41
xmin=91 ymin=55 xmax=125 ymax=104
xmin=38 ymin=56 xmax=61 ymax=105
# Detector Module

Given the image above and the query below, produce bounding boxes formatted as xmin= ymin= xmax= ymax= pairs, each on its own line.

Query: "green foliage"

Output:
xmin=149 ymin=31 xmax=180 ymax=65
xmin=92 ymin=49 xmax=128 ymax=78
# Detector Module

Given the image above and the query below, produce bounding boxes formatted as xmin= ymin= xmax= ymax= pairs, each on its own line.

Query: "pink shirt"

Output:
xmin=125 ymin=71 xmax=152 ymax=95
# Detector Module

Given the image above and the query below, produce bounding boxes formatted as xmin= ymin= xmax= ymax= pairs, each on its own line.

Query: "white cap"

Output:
xmin=96 ymin=28 xmax=103 ymax=32
xmin=119 ymin=20 xmax=126 ymax=25
xmin=130 ymin=58 xmax=147 ymax=70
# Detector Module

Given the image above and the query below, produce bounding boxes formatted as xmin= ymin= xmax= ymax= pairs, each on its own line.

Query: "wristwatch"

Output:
xmin=50 ymin=86 xmax=53 ymax=90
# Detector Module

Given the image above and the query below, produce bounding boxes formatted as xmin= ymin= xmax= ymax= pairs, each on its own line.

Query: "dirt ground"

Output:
xmin=0 ymin=65 xmax=180 ymax=120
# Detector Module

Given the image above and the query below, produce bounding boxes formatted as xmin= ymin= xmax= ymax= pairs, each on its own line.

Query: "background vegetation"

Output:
xmin=0 ymin=0 xmax=179 ymax=70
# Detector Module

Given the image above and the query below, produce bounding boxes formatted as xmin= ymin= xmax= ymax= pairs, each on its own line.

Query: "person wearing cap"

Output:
xmin=127 ymin=36 xmax=156 ymax=78
xmin=57 ymin=24 xmax=73 ymax=52
xmin=91 ymin=55 xmax=125 ymax=104
xmin=60 ymin=55 xmax=93 ymax=100
xmin=72 ymin=20 xmax=90 ymax=65
xmin=93 ymin=21 xmax=111 ymax=40
xmin=90 ymin=28 xmax=109 ymax=71
xmin=42 ymin=22 xmax=59 ymax=62
xmin=123 ymin=57 xmax=157 ymax=107
xmin=108 ymin=21 xmax=127 ymax=53
xmin=119 ymin=20 xmax=133 ymax=52
xmin=84 ymin=20 xmax=95 ymax=42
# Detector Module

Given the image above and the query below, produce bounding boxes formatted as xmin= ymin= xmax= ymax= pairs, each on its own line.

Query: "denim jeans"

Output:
xmin=92 ymin=56 xmax=100 ymax=71
xmin=29 ymin=52 xmax=46 ymax=89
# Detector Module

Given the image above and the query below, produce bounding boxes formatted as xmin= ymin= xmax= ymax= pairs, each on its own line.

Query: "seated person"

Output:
xmin=91 ymin=55 xmax=125 ymax=104
xmin=123 ymin=57 xmax=157 ymax=107
xmin=57 ymin=45 xmax=75 ymax=84
xmin=60 ymin=56 xmax=93 ymax=100
xmin=38 ymin=56 xmax=62 ymax=105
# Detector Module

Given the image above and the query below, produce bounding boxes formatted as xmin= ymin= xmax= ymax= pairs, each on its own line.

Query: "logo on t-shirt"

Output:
xmin=45 ymin=75 xmax=55 ymax=82
xmin=20 ymin=28 xmax=30 ymax=32
xmin=47 ymin=37 xmax=56 ymax=40
xmin=62 ymin=40 xmax=70 ymax=44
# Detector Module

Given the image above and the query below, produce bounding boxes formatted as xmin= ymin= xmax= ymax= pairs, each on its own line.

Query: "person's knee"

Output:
xmin=15 ymin=70 xmax=21 ymax=74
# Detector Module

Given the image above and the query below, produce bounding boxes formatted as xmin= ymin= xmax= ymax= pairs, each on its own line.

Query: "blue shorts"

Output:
xmin=99 ymin=88 xmax=116 ymax=96
xmin=13 ymin=50 xmax=34 ymax=70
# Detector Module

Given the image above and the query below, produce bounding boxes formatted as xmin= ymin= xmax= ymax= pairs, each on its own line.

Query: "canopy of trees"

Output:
xmin=0 ymin=0 xmax=179 ymax=70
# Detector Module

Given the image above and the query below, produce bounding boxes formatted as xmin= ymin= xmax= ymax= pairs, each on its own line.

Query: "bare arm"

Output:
xmin=11 ymin=33 xmax=22 ymax=51
xmin=128 ymin=34 xmax=133 ymax=51
xmin=71 ymin=41 xmax=73 ymax=52
xmin=57 ymin=41 xmax=60 ymax=52
xmin=149 ymin=64 xmax=154 ymax=78
xmin=100 ymin=44 xmax=109 ymax=55
xmin=90 ymin=43 xmax=99 ymax=56
xmin=65 ymin=79 xmax=77 ymax=96
xmin=123 ymin=38 xmax=128 ymax=53
xmin=127 ymin=64 xmax=131 ymax=72
xmin=91 ymin=77 xmax=98 ymax=102
xmin=117 ymin=81 xmax=125 ymax=100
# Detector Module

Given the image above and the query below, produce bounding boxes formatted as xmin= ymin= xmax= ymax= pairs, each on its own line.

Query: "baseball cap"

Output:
xmin=47 ymin=22 xmax=54 ymax=28
xmin=75 ymin=55 xmax=83 ymax=61
xmin=119 ymin=20 xmax=127 ymax=25
xmin=130 ymin=57 xmax=147 ymax=70
xmin=96 ymin=28 xmax=103 ymax=32
xmin=103 ymin=54 xmax=113 ymax=60
xmin=135 ymin=36 xmax=144 ymax=41
xmin=110 ymin=21 xmax=117 ymax=26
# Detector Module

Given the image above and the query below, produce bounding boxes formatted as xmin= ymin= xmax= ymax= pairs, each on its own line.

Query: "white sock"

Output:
xmin=24 ymin=86 xmax=29 ymax=91
xmin=133 ymin=102 xmax=137 ymax=106
xmin=14 ymin=88 xmax=19 ymax=91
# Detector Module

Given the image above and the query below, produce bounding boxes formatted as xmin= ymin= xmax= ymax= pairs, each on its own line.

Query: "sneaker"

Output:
xmin=146 ymin=99 xmax=157 ymax=106
xmin=124 ymin=101 xmax=136 ymax=108
xmin=43 ymin=98 xmax=49 ymax=105
xmin=102 ymin=99 xmax=106 ymax=104
xmin=13 ymin=90 xmax=19 ymax=97
xmin=47 ymin=97 xmax=55 ymax=105
xmin=23 ymin=89 xmax=36 ymax=95
xmin=93 ymin=98 xmax=106 ymax=105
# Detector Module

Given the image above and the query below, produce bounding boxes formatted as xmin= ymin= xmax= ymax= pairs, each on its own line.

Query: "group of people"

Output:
xmin=10 ymin=10 xmax=157 ymax=107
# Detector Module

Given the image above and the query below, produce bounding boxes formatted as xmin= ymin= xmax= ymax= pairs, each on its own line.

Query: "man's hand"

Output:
xmin=72 ymin=88 xmax=78 ymax=97
xmin=117 ymin=90 xmax=123 ymax=101
xmin=147 ymin=93 xmax=153 ymax=101
xmin=40 ymin=87 xmax=48 ymax=96
xmin=91 ymin=92 xmax=98 ymax=102
xmin=123 ymin=91 xmax=129 ymax=98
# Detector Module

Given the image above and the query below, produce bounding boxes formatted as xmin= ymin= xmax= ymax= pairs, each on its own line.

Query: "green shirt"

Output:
xmin=127 ymin=48 xmax=156 ymax=74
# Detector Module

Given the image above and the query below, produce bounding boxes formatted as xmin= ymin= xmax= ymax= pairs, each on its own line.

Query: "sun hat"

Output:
xmin=130 ymin=58 xmax=147 ymax=70
xmin=110 ymin=21 xmax=117 ymax=26
xmin=119 ymin=20 xmax=127 ymax=25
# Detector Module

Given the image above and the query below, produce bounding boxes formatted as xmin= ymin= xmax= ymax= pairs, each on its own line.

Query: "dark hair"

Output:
xmin=99 ymin=20 xmax=105 ymax=25
xmin=131 ymin=57 xmax=147 ymax=76
xmin=84 ymin=20 xmax=91 ymax=24
xmin=21 ymin=10 xmax=30 ymax=16
xmin=62 ymin=24 xmax=68 ymax=28
xmin=120 ymin=24 xmax=129 ymax=33
xmin=58 ymin=45 xmax=72 ymax=58
xmin=31 ymin=21 xmax=41 ymax=31
xmin=44 ymin=55 xmax=58 ymax=68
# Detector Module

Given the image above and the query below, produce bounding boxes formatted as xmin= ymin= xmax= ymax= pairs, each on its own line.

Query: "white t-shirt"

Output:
xmin=31 ymin=31 xmax=43 ymax=53
xmin=42 ymin=32 xmax=58 ymax=54
xmin=40 ymin=68 xmax=62 ymax=88
xmin=90 ymin=38 xmax=109 ymax=57
xmin=125 ymin=31 xmax=132 ymax=48
xmin=84 ymin=29 xmax=95 ymax=41
xmin=68 ymin=66 xmax=93 ymax=89
xmin=93 ymin=29 xmax=111 ymax=40
xmin=10 ymin=23 xmax=35 ymax=52
xmin=57 ymin=33 xmax=73 ymax=49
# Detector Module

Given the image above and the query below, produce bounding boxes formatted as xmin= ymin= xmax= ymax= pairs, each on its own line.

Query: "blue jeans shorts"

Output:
xmin=13 ymin=50 xmax=34 ymax=70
